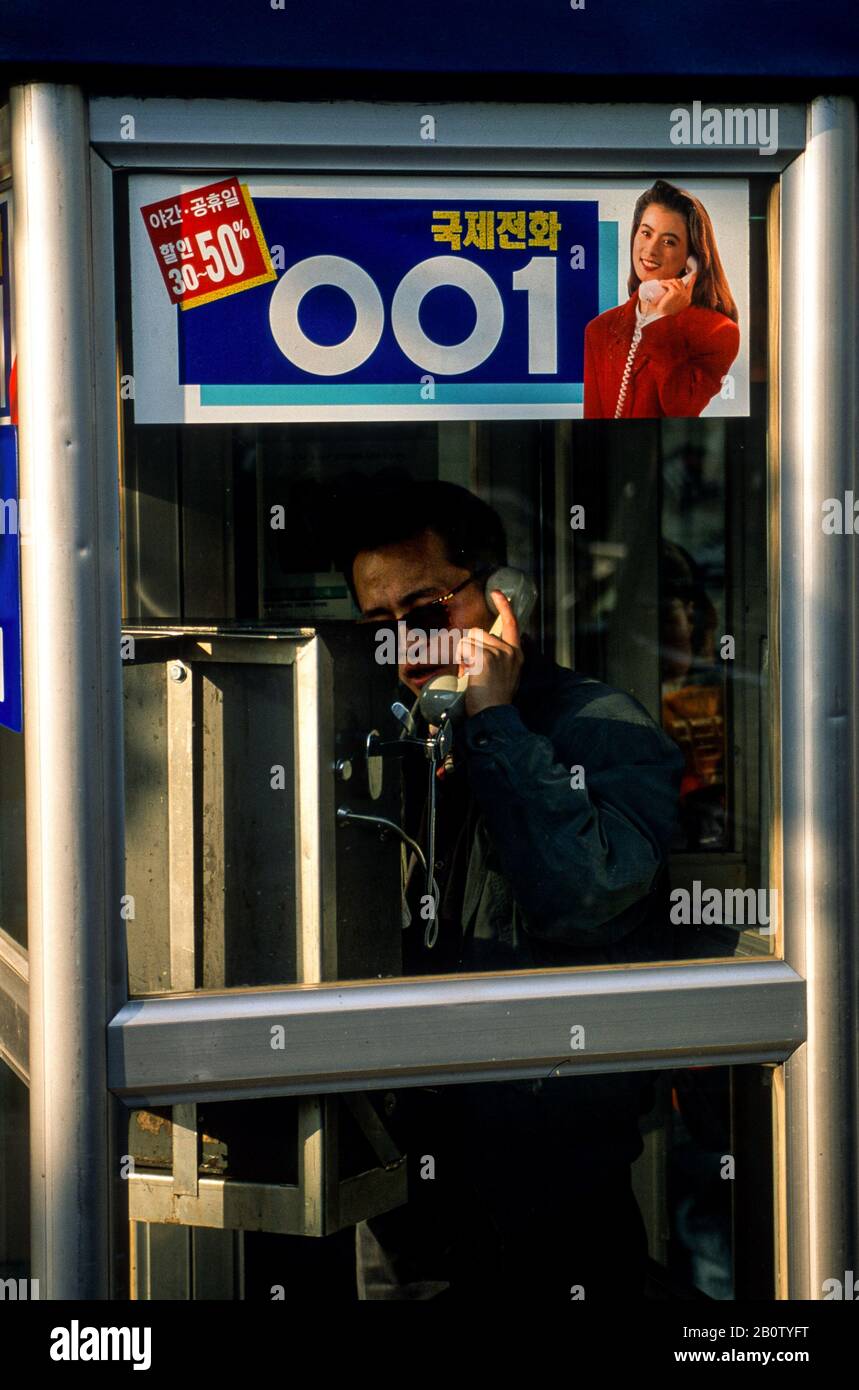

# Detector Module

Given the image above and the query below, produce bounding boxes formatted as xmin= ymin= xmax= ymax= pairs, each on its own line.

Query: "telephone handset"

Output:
xmin=614 ymin=255 xmax=700 ymax=418
xmin=418 ymin=566 xmax=538 ymax=725
xmin=638 ymin=255 xmax=698 ymax=307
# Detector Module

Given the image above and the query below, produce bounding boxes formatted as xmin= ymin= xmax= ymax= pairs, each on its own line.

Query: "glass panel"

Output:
xmin=117 ymin=179 xmax=772 ymax=989
xmin=661 ymin=428 xmax=730 ymax=854
xmin=569 ymin=412 xmax=770 ymax=961
xmin=0 ymin=1061 xmax=31 ymax=1292
xmin=120 ymin=420 xmax=471 ymax=627
xmin=127 ymin=1063 xmax=775 ymax=1302
xmin=0 ymin=725 xmax=26 ymax=948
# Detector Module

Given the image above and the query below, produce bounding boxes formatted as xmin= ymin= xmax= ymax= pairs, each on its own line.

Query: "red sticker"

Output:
xmin=140 ymin=179 xmax=276 ymax=311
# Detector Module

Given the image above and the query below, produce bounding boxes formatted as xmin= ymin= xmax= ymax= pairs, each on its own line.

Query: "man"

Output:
xmin=335 ymin=479 xmax=684 ymax=1300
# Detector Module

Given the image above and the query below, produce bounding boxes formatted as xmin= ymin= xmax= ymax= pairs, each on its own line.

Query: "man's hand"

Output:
xmin=459 ymin=590 xmax=524 ymax=718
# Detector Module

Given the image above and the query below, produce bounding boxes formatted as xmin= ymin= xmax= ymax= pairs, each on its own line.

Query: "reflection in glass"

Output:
xmin=661 ymin=540 xmax=727 ymax=852
xmin=660 ymin=425 xmax=730 ymax=853
xmin=120 ymin=403 xmax=770 ymax=984
xmin=128 ymin=1064 xmax=775 ymax=1302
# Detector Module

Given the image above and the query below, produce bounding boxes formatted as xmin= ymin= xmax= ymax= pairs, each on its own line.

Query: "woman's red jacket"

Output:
xmin=583 ymin=294 xmax=740 ymax=419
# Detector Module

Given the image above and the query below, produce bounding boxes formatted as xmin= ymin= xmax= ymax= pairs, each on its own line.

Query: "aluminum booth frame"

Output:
xmin=1 ymin=86 xmax=856 ymax=1299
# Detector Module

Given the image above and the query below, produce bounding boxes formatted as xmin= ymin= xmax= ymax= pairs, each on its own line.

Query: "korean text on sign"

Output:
xmin=140 ymin=179 xmax=276 ymax=310
xmin=431 ymin=209 xmax=563 ymax=252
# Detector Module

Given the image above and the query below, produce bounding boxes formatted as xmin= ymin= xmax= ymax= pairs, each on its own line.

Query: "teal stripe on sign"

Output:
xmin=200 ymin=383 xmax=584 ymax=406
xmin=599 ymin=221 xmax=619 ymax=313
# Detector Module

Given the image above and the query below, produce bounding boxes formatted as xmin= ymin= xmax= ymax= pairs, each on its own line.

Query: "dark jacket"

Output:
xmin=396 ymin=642 xmax=684 ymax=1170
xmin=458 ymin=640 xmax=684 ymax=972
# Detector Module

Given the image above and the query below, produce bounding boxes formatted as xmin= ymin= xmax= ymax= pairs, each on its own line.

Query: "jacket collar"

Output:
xmin=515 ymin=634 xmax=585 ymax=701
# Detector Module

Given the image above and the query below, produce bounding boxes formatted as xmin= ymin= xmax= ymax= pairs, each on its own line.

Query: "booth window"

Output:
xmin=115 ymin=174 xmax=772 ymax=988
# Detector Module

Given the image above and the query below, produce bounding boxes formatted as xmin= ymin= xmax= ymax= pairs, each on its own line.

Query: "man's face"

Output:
xmin=353 ymin=528 xmax=494 ymax=698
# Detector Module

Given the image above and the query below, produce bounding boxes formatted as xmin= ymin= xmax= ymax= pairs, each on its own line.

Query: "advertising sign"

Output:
xmin=140 ymin=177 xmax=275 ymax=311
xmin=131 ymin=176 xmax=749 ymax=423
xmin=0 ymin=426 xmax=22 ymax=734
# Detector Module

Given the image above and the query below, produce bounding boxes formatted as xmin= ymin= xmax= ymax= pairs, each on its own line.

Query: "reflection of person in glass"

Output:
xmin=335 ymin=479 xmax=684 ymax=1300
xmin=584 ymin=180 xmax=740 ymax=420
xmin=660 ymin=541 xmax=727 ymax=851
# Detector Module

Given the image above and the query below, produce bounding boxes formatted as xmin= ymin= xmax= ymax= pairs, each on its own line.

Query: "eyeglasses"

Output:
xmin=365 ymin=566 xmax=491 ymax=643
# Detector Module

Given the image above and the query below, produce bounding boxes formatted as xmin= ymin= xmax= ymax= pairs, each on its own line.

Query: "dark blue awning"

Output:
xmin=0 ymin=0 xmax=856 ymax=78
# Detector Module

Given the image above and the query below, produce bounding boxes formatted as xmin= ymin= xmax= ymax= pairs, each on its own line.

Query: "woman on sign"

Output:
xmin=583 ymin=180 xmax=740 ymax=420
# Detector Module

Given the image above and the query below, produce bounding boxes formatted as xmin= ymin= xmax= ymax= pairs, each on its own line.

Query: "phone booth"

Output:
xmin=0 ymin=62 xmax=856 ymax=1309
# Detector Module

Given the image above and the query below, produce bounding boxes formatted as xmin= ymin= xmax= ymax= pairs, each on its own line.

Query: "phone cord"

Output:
xmin=614 ymin=319 xmax=644 ymax=419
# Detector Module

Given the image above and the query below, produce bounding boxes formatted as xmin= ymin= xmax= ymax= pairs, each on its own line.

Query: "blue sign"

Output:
xmin=176 ymin=196 xmax=599 ymax=409
xmin=0 ymin=426 xmax=22 ymax=734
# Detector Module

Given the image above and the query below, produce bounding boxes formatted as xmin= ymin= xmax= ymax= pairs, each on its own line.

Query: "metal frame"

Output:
xmin=1 ymin=88 xmax=856 ymax=1299
xmin=121 ymin=628 xmax=408 ymax=1235
xmin=107 ymin=960 xmax=806 ymax=1106
xmin=88 ymin=99 xmax=807 ymax=175
xmin=10 ymin=83 xmax=128 ymax=1299
xmin=779 ymin=95 xmax=859 ymax=1301
xmin=127 ymin=1094 xmax=406 ymax=1237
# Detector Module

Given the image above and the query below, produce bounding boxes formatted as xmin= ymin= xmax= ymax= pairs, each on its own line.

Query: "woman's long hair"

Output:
xmin=627 ymin=179 xmax=738 ymax=324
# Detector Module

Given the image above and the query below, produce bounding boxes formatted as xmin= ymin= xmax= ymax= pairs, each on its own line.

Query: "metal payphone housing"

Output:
xmin=122 ymin=624 xmax=407 ymax=1251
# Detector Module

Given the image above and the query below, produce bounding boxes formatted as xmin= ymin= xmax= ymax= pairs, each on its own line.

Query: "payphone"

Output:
xmin=122 ymin=623 xmax=413 ymax=1281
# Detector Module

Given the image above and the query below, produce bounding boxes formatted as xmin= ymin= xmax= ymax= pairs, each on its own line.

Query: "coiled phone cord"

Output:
xmin=614 ymin=318 xmax=644 ymax=419
xmin=404 ymin=849 xmax=441 ymax=950
xmin=336 ymin=808 xmax=440 ymax=948
xmin=402 ymin=693 xmax=442 ymax=948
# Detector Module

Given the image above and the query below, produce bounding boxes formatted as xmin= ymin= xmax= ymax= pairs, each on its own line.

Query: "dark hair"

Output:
xmin=334 ymin=479 xmax=507 ymax=601
xmin=627 ymin=179 xmax=739 ymax=324
xmin=661 ymin=539 xmax=718 ymax=660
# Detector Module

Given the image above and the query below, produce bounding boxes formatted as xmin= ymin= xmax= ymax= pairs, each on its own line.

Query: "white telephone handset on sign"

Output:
xmin=615 ymin=255 xmax=700 ymax=417
xmin=418 ymin=567 xmax=537 ymax=725
xmin=638 ymin=255 xmax=698 ymax=307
